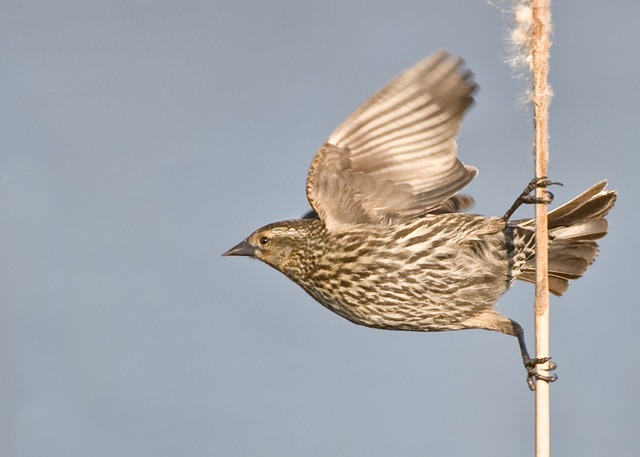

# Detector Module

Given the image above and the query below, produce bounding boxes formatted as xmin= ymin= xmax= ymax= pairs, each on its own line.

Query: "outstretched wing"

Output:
xmin=306 ymin=51 xmax=477 ymax=232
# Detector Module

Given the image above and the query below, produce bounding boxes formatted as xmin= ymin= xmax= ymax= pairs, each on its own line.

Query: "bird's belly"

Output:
xmin=302 ymin=264 xmax=507 ymax=332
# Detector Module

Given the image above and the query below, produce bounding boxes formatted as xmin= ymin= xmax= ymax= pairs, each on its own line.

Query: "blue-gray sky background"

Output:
xmin=2 ymin=1 xmax=638 ymax=456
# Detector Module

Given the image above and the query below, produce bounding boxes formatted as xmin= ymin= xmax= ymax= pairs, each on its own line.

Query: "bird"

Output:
xmin=223 ymin=51 xmax=617 ymax=389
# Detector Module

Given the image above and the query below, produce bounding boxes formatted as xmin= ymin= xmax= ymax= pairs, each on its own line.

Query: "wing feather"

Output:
xmin=307 ymin=51 xmax=477 ymax=232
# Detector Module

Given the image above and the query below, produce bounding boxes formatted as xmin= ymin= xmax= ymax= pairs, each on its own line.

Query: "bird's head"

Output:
xmin=223 ymin=219 xmax=322 ymax=275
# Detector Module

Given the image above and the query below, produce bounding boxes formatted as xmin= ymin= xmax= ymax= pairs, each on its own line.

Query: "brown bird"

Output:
xmin=223 ymin=51 xmax=616 ymax=389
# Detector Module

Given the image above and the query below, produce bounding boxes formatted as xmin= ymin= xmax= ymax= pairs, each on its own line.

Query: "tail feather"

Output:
xmin=515 ymin=181 xmax=617 ymax=296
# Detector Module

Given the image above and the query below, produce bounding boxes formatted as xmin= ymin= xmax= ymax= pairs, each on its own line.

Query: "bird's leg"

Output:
xmin=502 ymin=177 xmax=563 ymax=221
xmin=510 ymin=320 xmax=558 ymax=391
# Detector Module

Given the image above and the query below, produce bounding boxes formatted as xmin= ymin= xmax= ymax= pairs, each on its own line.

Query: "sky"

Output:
xmin=1 ymin=1 xmax=639 ymax=456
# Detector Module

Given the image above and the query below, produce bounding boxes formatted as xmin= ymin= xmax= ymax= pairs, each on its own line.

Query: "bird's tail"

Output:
xmin=515 ymin=181 xmax=617 ymax=296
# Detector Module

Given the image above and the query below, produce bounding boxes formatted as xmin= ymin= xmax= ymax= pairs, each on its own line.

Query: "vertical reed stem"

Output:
xmin=530 ymin=1 xmax=552 ymax=456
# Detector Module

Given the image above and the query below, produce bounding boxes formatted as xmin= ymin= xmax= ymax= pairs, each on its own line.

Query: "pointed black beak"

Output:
xmin=222 ymin=240 xmax=256 ymax=257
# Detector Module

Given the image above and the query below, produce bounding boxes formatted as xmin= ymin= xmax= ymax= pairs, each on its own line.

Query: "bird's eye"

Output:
xmin=259 ymin=236 xmax=269 ymax=245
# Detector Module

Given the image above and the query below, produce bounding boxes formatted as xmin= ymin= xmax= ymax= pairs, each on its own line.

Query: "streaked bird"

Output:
xmin=224 ymin=51 xmax=616 ymax=389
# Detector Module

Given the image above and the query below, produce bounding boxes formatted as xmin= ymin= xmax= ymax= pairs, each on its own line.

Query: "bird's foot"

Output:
xmin=503 ymin=177 xmax=563 ymax=221
xmin=524 ymin=356 xmax=558 ymax=391
xmin=519 ymin=177 xmax=562 ymax=205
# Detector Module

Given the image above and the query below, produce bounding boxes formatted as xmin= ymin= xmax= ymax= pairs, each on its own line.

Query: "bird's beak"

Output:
xmin=222 ymin=240 xmax=256 ymax=257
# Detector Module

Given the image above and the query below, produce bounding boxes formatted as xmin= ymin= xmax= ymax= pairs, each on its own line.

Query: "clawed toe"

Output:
xmin=524 ymin=356 xmax=555 ymax=368
xmin=532 ymin=177 xmax=563 ymax=189
xmin=520 ymin=191 xmax=554 ymax=205
xmin=526 ymin=372 xmax=558 ymax=390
